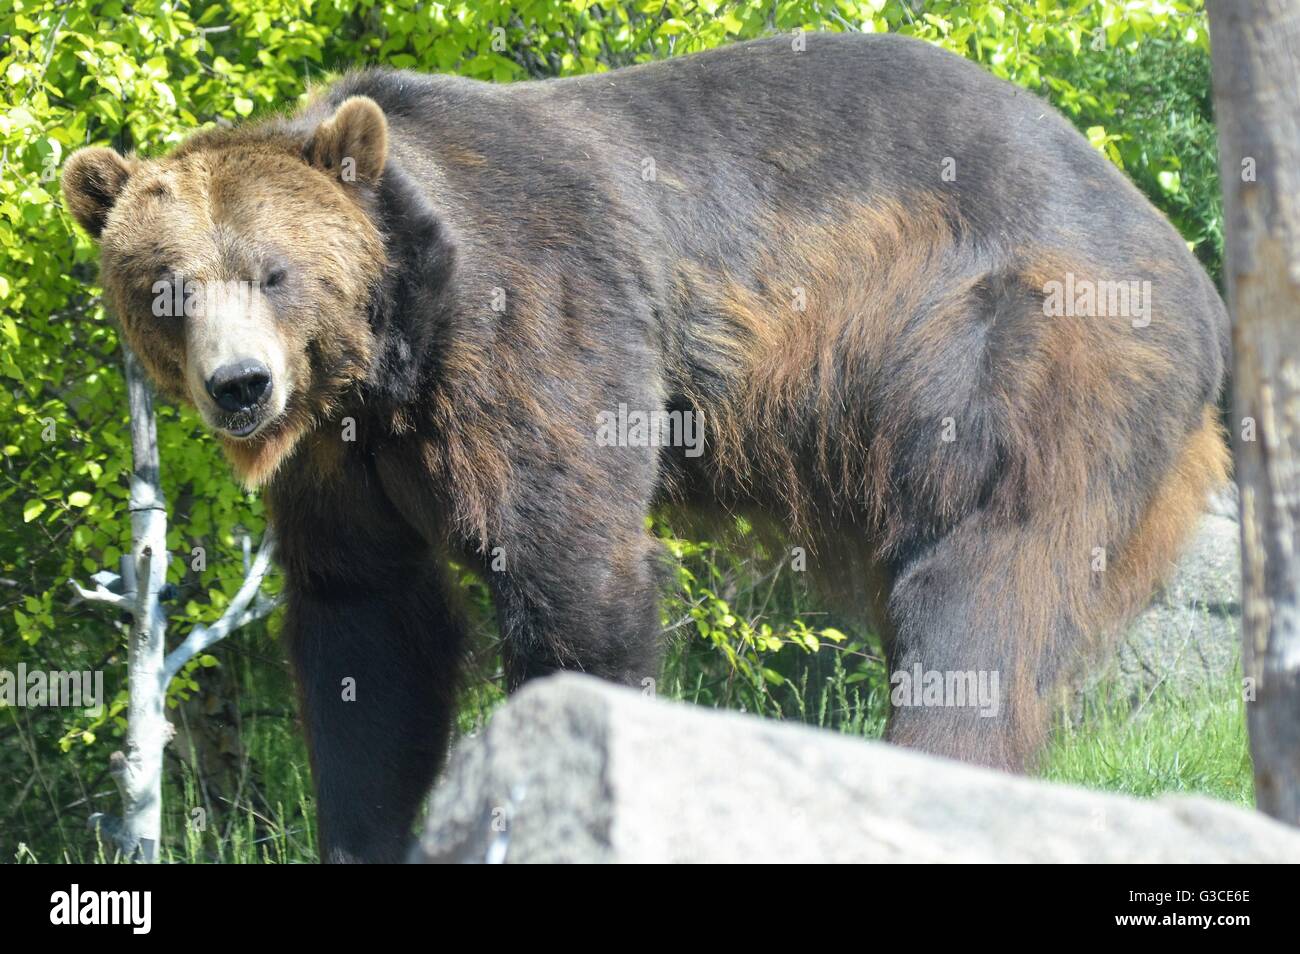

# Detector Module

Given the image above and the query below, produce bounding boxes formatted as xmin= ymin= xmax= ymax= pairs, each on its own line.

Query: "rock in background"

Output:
xmin=1086 ymin=488 xmax=1242 ymax=701
xmin=412 ymin=674 xmax=1299 ymax=863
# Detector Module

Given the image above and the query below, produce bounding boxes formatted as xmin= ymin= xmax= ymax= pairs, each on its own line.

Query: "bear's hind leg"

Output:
xmin=882 ymin=511 xmax=1088 ymax=771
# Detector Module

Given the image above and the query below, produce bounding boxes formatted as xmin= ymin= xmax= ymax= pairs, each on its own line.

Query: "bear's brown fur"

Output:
xmin=63 ymin=33 xmax=1229 ymax=861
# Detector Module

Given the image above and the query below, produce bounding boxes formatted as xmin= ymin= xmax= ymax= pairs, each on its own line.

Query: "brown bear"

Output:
xmin=62 ymin=32 xmax=1229 ymax=862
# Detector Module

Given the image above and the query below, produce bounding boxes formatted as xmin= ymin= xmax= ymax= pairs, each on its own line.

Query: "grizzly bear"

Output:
xmin=62 ymin=32 xmax=1229 ymax=862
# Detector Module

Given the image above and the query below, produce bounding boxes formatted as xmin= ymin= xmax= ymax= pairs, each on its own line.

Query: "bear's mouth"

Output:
xmin=217 ymin=413 xmax=264 ymax=440
xmin=204 ymin=379 xmax=291 ymax=443
xmin=226 ymin=420 xmax=259 ymax=438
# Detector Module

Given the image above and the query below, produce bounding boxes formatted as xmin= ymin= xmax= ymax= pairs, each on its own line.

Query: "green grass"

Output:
xmin=1040 ymin=669 xmax=1253 ymax=805
xmin=10 ymin=637 xmax=1253 ymax=864
xmin=665 ymin=635 xmax=1253 ymax=806
xmin=162 ymin=730 xmax=317 ymax=864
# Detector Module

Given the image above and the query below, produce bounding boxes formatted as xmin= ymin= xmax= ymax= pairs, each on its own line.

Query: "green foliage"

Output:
xmin=656 ymin=517 xmax=886 ymax=726
xmin=1 ymin=0 xmax=1234 ymax=862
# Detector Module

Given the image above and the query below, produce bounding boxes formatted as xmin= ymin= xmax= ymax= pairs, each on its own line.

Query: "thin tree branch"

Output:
xmin=67 ymin=578 xmax=130 ymax=608
xmin=160 ymin=532 xmax=277 ymax=686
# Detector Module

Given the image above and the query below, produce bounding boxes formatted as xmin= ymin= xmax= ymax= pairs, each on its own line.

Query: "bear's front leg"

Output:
xmin=487 ymin=495 xmax=666 ymax=692
xmin=283 ymin=568 xmax=463 ymax=863
xmin=270 ymin=460 xmax=465 ymax=863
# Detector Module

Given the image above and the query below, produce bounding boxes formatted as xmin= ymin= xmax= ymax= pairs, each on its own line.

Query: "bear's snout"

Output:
xmin=206 ymin=360 xmax=273 ymax=416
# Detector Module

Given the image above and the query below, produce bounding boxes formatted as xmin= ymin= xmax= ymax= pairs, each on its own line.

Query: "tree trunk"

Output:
xmin=115 ymin=346 xmax=171 ymax=860
xmin=74 ymin=351 xmax=279 ymax=860
xmin=1208 ymin=0 xmax=1300 ymax=824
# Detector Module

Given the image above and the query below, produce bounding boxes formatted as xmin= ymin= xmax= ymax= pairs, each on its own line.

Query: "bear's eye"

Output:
xmin=263 ymin=266 xmax=288 ymax=290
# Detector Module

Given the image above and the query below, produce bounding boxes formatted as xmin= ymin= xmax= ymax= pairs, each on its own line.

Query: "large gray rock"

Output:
xmin=1097 ymin=493 xmax=1243 ymax=699
xmin=413 ymin=674 xmax=1300 ymax=863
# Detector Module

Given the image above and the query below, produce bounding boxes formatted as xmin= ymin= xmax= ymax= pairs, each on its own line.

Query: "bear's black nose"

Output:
xmin=206 ymin=361 xmax=272 ymax=413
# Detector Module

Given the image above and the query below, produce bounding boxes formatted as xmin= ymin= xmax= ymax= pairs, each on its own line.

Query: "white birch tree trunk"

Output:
xmin=71 ymin=348 xmax=276 ymax=860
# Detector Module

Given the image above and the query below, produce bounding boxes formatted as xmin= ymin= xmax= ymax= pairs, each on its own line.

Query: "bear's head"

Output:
xmin=61 ymin=96 xmax=400 ymax=487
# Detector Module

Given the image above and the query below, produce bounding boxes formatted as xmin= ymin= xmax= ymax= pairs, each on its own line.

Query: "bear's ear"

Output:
xmin=305 ymin=96 xmax=388 ymax=184
xmin=61 ymin=147 xmax=135 ymax=239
